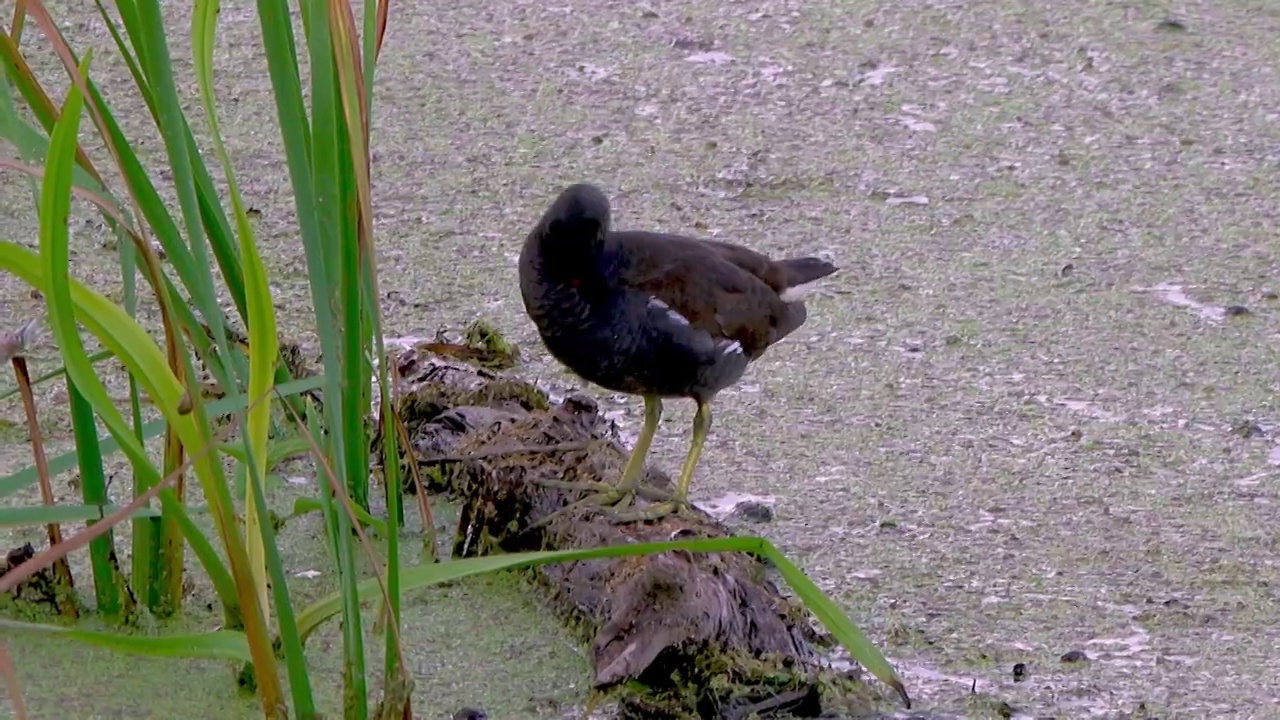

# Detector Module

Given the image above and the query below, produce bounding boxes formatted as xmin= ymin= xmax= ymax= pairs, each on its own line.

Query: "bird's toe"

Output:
xmin=607 ymin=497 xmax=699 ymax=524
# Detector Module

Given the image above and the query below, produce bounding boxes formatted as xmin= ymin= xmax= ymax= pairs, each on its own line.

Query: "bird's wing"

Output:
xmin=611 ymin=232 xmax=792 ymax=358
xmin=699 ymin=239 xmax=796 ymax=293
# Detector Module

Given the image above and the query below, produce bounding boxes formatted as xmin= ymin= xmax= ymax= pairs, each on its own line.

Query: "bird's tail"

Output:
xmin=775 ymin=257 xmax=837 ymax=302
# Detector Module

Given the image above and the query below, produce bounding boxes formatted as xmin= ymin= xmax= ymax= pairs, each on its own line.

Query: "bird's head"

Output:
xmin=526 ymin=183 xmax=613 ymax=284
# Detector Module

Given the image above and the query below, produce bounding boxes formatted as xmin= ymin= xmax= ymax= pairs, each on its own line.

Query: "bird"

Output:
xmin=518 ymin=183 xmax=837 ymax=522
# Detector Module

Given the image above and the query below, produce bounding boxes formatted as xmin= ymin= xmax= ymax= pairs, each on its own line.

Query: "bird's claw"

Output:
xmin=532 ymin=478 xmax=669 ymax=502
xmin=523 ymin=495 xmax=603 ymax=532
xmin=525 ymin=482 xmax=668 ymax=531
xmin=607 ymin=497 xmax=699 ymax=524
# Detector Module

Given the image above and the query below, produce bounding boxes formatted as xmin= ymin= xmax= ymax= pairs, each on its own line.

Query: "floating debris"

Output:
xmin=1059 ymin=649 xmax=1090 ymax=663
xmin=685 ymin=51 xmax=733 ymax=65
xmin=885 ymin=195 xmax=930 ymax=206
xmin=695 ymin=492 xmax=778 ymax=523
xmin=899 ymin=116 xmax=937 ymax=133
xmin=1134 ymin=282 xmax=1229 ymax=322
xmin=858 ymin=65 xmax=900 ymax=86
xmin=1232 ymin=420 xmax=1266 ymax=439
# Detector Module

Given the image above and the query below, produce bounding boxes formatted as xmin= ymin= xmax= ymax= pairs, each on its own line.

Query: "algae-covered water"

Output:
xmin=3 ymin=0 xmax=1280 ymax=717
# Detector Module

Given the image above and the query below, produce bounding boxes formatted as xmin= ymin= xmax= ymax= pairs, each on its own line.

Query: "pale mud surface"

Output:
xmin=3 ymin=0 xmax=1280 ymax=718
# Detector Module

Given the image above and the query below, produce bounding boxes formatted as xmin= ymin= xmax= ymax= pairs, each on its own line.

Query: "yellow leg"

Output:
xmin=612 ymin=399 xmax=711 ymax=523
xmin=527 ymin=396 xmax=663 ymax=529
xmin=611 ymin=395 xmax=663 ymax=498
xmin=672 ymin=399 xmax=712 ymax=504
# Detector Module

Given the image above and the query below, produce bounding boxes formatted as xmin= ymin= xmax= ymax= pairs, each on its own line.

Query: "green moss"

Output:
xmin=465 ymin=377 xmax=550 ymax=412
xmin=462 ymin=319 xmax=522 ymax=370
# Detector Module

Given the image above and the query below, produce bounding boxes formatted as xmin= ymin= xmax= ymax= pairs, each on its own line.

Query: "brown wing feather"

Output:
xmin=612 ymin=232 xmax=793 ymax=358
xmin=700 ymin=239 xmax=796 ymax=293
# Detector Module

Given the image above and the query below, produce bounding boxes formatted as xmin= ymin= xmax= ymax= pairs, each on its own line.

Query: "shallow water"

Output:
xmin=5 ymin=0 xmax=1280 ymax=717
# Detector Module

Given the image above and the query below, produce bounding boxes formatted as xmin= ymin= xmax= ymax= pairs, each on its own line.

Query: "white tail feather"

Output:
xmin=779 ymin=279 xmax=824 ymax=303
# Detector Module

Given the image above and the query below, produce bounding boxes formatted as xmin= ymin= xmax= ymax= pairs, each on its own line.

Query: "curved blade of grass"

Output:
xmin=293 ymin=536 xmax=910 ymax=707
xmin=218 ymin=436 xmax=311 ymax=469
xmin=0 ymin=241 xmax=267 ymax=645
xmin=68 ymin=371 xmax=124 ymax=616
xmin=192 ymin=0 xmax=310 ymax=713
xmin=333 ymin=0 xmax=410 ymax=698
xmin=0 ymin=620 xmax=252 ymax=664
xmin=291 ymin=0 xmax=370 ymax=712
xmin=0 ymin=503 xmax=160 ymax=527
xmin=244 ymin=427 xmax=315 ymax=718
xmin=129 ymin=0 xmax=238 ymax=392
xmin=0 ymin=91 xmax=149 ymax=532
xmin=28 ymin=52 xmax=240 ymax=608
xmin=0 ymin=110 xmax=107 ymax=197
xmin=16 ymin=16 xmax=189 ymax=617
xmin=289 ymin=496 xmax=386 ymax=536
xmin=0 ymin=29 xmax=100 ymax=187
xmin=20 ymin=251 xmax=268 ymax=667
xmin=754 ymin=544 xmax=911 ymax=707
xmin=0 ymin=348 xmax=111 ymax=402
xmin=33 ymin=51 xmax=112 ymax=615
xmin=0 ymin=375 xmax=323 ymax=500
xmin=94 ymin=0 xmax=251 ymax=319
xmin=193 ymin=0 xmax=276 ymax=633
xmin=19 ymin=0 xmax=244 ymax=405
xmin=0 ymin=411 xmax=225 ymax=596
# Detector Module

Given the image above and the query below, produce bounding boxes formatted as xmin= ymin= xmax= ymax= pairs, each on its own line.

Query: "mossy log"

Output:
xmin=383 ymin=344 xmax=884 ymax=719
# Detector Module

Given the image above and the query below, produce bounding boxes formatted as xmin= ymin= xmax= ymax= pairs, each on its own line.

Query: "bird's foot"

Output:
xmin=525 ymin=481 xmax=668 ymax=531
xmin=608 ymin=496 xmax=699 ymax=524
xmin=532 ymin=478 xmax=669 ymax=504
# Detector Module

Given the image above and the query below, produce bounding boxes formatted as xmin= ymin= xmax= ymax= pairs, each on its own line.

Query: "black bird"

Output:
xmin=518 ymin=183 xmax=837 ymax=521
